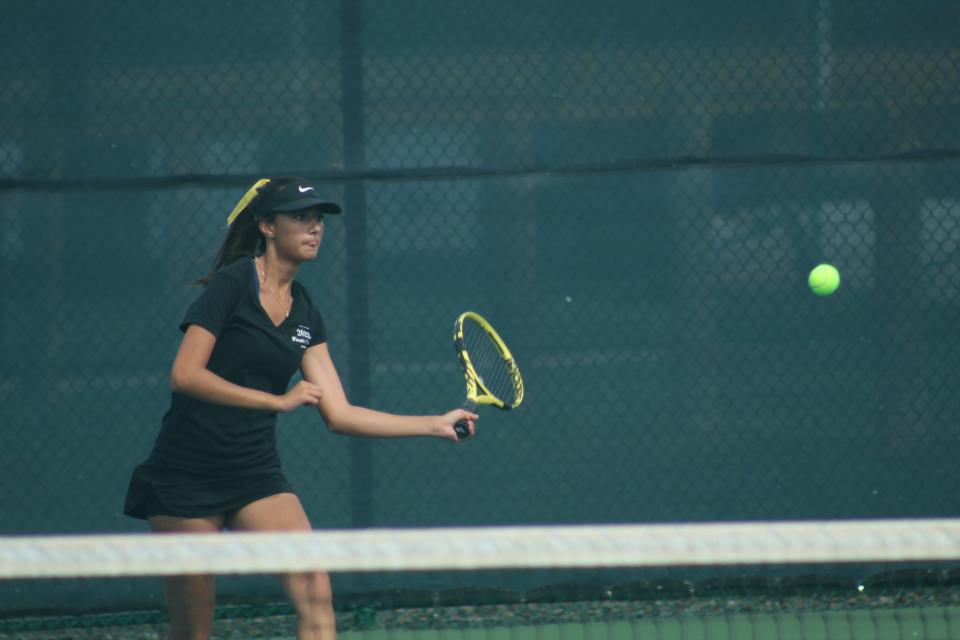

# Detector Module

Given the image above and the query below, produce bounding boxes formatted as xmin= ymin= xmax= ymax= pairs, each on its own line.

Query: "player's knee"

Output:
xmin=305 ymin=570 xmax=333 ymax=602
xmin=286 ymin=571 xmax=333 ymax=609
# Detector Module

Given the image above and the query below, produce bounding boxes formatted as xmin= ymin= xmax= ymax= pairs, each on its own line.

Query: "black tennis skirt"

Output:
xmin=123 ymin=462 xmax=294 ymax=520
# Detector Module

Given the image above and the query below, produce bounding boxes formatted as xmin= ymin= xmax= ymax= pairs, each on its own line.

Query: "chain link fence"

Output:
xmin=1 ymin=1 xmax=959 ymax=540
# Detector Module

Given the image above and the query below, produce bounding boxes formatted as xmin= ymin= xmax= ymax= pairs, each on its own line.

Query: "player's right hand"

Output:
xmin=275 ymin=380 xmax=324 ymax=412
xmin=440 ymin=408 xmax=479 ymax=441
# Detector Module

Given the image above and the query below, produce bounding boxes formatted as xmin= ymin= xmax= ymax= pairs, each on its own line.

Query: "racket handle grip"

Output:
xmin=454 ymin=400 xmax=476 ymax=440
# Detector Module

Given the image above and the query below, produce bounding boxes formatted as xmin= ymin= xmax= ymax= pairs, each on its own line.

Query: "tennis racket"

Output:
xmin=452 ymin=311 xmax=525 ymax=440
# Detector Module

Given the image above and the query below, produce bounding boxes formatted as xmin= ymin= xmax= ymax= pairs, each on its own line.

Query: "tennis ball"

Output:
xmin=808 ymin=263 xmax=840 ymax=296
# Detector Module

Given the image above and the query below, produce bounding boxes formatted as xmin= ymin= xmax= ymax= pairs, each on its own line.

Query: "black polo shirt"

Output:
xmin=147 ymin=257 xmax=326 ymax=475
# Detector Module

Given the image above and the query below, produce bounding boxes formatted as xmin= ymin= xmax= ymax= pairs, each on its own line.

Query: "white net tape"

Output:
xmin=3 ymin=519 xmax=960 ymax=579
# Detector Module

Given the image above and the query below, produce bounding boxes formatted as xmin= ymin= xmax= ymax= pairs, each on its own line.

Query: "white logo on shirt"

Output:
xmin=292 ymin=325 xmax=312 ymax=349
xmin=298 ymin=186 xmax=314 ymax=193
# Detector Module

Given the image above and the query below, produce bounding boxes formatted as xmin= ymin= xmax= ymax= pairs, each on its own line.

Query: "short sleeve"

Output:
xmin=179 ymin=267 xmax=246 ymax=337
xmin=307 ymin=301 xmax=328 ymax=347
xmin=297 ymin=283 xmax=327 ymax=347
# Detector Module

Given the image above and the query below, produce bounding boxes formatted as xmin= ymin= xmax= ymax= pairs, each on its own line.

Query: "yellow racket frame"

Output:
xmin=454 ymin=311 xmax=524 ymax=410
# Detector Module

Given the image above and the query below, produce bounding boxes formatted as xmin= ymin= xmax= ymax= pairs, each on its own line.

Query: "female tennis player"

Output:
xmin=124 ymin=177 xmax=477 ymax=640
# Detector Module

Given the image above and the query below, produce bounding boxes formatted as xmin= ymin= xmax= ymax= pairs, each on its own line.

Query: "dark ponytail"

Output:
xmin=195 ymin=178 xmax=277 ymax=286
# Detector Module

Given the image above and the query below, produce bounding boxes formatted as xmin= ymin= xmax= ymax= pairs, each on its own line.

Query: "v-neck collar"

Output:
xmin=251 ymin=257 xmax=295 ymax=329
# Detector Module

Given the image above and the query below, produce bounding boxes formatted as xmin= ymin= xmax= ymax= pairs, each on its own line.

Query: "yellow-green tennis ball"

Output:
xmin=808 ymin=263 xmax=840 ymax=296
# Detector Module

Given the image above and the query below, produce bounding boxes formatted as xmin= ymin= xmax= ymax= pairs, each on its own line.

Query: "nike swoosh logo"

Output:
xmin=298 ymin=186 xmax=314 ymax=193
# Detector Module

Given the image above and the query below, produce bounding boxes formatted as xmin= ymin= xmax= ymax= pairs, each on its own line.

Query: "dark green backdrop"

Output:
xmin=1 ymin=0 xmax=959 ymax=614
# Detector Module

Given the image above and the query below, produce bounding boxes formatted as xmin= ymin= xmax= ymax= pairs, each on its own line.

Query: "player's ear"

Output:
xmin=257 ymin=216 xmax=276 ymax=239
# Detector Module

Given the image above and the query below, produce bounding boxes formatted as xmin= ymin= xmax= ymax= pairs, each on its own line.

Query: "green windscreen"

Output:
xmin=1 ymin=0 xmax=958 ymax=625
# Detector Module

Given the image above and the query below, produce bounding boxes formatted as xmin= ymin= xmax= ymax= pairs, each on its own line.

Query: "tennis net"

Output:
xmin=3 ymin=519 xmax=960 ymax=638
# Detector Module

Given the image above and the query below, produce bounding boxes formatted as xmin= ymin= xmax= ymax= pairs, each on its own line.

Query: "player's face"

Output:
xmin=274 ymin=209 xmax=324 ymax=261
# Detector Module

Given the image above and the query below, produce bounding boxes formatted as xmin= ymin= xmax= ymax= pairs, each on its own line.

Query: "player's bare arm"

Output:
xmin=171 ymin=324 xmax=323 ymax=412
xmin=300 ymin=343 xmax=476 ymax=440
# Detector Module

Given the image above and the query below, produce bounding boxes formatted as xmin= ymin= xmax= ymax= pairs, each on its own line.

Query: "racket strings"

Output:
xmin=463 ymin=321 xmax=517 ymax=404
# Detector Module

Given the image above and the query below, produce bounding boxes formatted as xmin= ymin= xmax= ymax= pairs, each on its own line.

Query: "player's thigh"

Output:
xmin=149 ymin=513 xmax=225 ymax=533
xmin=229 ymin=494 xmax=332 ymax=618
xmin=227 ymin=492 xmax=312 ymax=532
